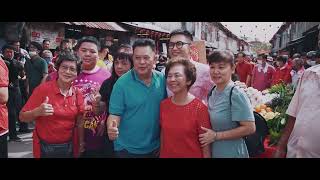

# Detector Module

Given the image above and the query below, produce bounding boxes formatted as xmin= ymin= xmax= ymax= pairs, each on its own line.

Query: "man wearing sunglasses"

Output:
xmin=165 ymin=29 xmax=214 ymax=105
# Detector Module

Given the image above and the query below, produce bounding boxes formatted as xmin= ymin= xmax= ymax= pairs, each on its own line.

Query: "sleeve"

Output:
xmin=159 ymin=101 xmax=164 ymax=128
xmin=251 ymin=66 xmax=256 ymax=82
xmin=40 ymin=59 xmax=48 ymax=74
xmin=197 ymin=103 xmax=212 ymax=134
xmin=267 ymin=67 xmax=275 ymax=87
xmin=0 ymin=62 xmax=9 ymax=87
xmin=284 ymin=69 xmax=292 ymax=84
xmin=76 ymin=88 xmax=85 ymax=114
xmin=21 ymin=85 xmax=44 ymax=112
xmin=247 ymin=64 xmax=253 ymax=76
xmin=108 ymin=80 xmax=125 ymax=116
xmin=231 ymin=88 xmax=255 ymax=122
xmin=162 ymin=75 xmax=168 ymax=99
xmin=99 ymin=79 xmax=109 ymax=103
xmin=286 ymin=72 xmax=304 ymax=118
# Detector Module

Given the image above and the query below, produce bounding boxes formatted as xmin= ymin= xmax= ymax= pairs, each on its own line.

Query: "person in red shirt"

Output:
xmin=160 ymin=58 xmax=211 ymax=158
xmin=19 ymin=51 xmax=84 ymax=158
xmin=251 ymin=53 xmax=275 ymax=91
xmin=0 ymin=56 xmax=9 ymax=158
xmin=271 ymin=55 xmax=292 ymax=86
xmin=235 ymin=52 xmax=252 ymax=87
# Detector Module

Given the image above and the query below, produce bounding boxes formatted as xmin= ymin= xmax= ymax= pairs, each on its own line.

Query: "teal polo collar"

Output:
xmin=130 ymin=69 xmax=158 ymax=87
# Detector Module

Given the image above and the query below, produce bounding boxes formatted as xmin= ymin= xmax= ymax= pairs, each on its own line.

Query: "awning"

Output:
xmin=288 ymin=36 xmax=305 ymax=46
xmin=58 ymin=22 xmax=127 ymax=32
xmin=302 ymin=25 xmax=319 ymax=36
xmin=205 ymin=41 xmax=217 ymax=49
xmin=121 ymin=22 xmax=170 ymax=34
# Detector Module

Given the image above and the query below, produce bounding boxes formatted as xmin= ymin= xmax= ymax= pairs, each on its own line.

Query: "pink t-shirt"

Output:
xmin=72 ymin=67 xmax=111 ymax=150
xmin=286 ymin=65 xmax=320 ymax=158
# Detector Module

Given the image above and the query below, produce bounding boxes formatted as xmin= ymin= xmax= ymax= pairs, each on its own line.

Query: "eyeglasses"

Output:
xmin=60 ymin=65 xmax=77 ymax=73
xmin=168 ymin=41 xmax=191 ymax=49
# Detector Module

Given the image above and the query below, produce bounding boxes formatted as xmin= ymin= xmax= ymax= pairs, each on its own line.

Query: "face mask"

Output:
xmin=257 ymin=60 xmax=263 ymax=65
xmin=308 ymin=60 xmax=316 ymax=66
xmin=29 ymin=51 xmax=37 ymax=57
xmin=292 ymin=66 xmax=297 ymax=71
xmin=44 ymin=57 xmax=52 ymax=63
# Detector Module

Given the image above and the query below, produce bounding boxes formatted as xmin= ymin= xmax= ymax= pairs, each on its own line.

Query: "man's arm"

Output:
xmin=246 ymin=74 xmax=251 ymax=87
xmin=77 ymin=115 xmax=85 ymax=153
xmin=251 ymin=66 xmax=256 ymax=86
xmin=40 ymin=59 xmax=48 ymax=84
xmin=273 ymin=116 xmax=296 ymax=158
xmin=41 ymin=73 xmax=48 ymax=84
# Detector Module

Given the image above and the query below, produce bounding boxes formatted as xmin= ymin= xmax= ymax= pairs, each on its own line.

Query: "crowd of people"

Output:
xmin=0 ymin=28 xmax=319 ymax=158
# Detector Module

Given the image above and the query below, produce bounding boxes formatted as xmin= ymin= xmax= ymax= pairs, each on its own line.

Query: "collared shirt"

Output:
xmin=236 ymin=61 xmax=253 ymax=84
xmin=164 ymin=60 xmax=214 ymax=105
xmin=109 ymin=69 xmax=167 ymax=154
xmin=252 ymin=63 xmax=275 ymax=91
xmin=0 ymin=59 xmax=9 ymax=136
xmin=21 ymin=80 xmax=84 ymax=158
xmin=271 ymin=63 xmax=292 ymax=86
xmin=290 ymin=67 xmax=305 ymax=89
xmin=286 ymin=64 xmax=320 ymax=158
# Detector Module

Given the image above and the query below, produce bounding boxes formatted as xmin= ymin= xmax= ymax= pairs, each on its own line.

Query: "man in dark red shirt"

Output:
xmin=0 ymin=56 xmax=9 ymax=158
xmin=235 ymin=52 xmax=252 ymax=87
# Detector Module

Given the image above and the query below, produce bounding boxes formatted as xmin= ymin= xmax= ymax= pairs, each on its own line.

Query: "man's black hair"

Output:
xmin=75 ymin=36 xmax=100 ymax=51
xmin=43 ymin=39 xmax=50 ymax=44
xmin=132 ymin=38 xmax=155 ymax=52
xmin=169 ymin=29 xmax=193 ymax=41
xmin=1 ymin=44 xmax=15 ymax=52
xmin=30 ymin=41 xmax=43 ymax=51
xmin=276 ymin=55 xmax=288 ymax=63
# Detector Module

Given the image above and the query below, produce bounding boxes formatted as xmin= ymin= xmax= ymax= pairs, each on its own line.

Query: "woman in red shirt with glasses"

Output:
xmin=19 ymin=51 xmax=84 ymax=158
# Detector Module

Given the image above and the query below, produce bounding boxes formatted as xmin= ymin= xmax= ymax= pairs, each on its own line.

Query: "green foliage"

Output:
xmin=266 ymin=83 xmax=294 ymax=146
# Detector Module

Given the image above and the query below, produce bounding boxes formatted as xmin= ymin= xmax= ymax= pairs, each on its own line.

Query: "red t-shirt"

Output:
xmin=271 ymin=64 xmax=292 ymax=86
xmin=21 ymin=80 xmax=84 ymax=158
xmin=0 ymin=59 xmax=9 ymax=135
xmin=287 ymin=58 xmax=293 ymax=68
xmin=236 ymin=61 xmax=253 ymax=83
xmin=251 ymin=64 xmax=275 ymax=91
xmin=160 ymin=98 xmax=211 ymax=158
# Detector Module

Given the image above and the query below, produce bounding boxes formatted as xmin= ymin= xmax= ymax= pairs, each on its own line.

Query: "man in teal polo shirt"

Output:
xmin=107 ymin=38 xmax=166 ymax=158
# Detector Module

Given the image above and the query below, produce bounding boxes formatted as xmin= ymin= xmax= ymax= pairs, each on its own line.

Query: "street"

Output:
xmin=8 ymin=131 xmax=33 ymax=158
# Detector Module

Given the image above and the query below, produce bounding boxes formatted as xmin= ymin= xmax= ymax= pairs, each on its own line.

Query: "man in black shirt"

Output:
xmin=2 ymin=45 xmax=24 ymax=141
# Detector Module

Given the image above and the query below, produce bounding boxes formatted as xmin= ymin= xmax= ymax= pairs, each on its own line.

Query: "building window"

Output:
xmin=216 ymin=30 xmax=220 ymax=41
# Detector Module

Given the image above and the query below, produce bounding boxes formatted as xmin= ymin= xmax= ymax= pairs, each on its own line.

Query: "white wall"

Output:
xmin=153 ymin=22 xmax=182 ymax=32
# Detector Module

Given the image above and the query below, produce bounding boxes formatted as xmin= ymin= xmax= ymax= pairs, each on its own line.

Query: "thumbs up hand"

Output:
xmin=107 ymin=119 xmax=119 ymax=141
xmin=91 ymin=92 xmax=102 ymax=114
xmin=35 ymin=96 xmax=54 ymax=117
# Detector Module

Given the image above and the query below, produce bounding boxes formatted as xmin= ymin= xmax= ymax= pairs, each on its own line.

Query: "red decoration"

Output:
xmin=31 ymin=31 xmax=40 ymax=38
